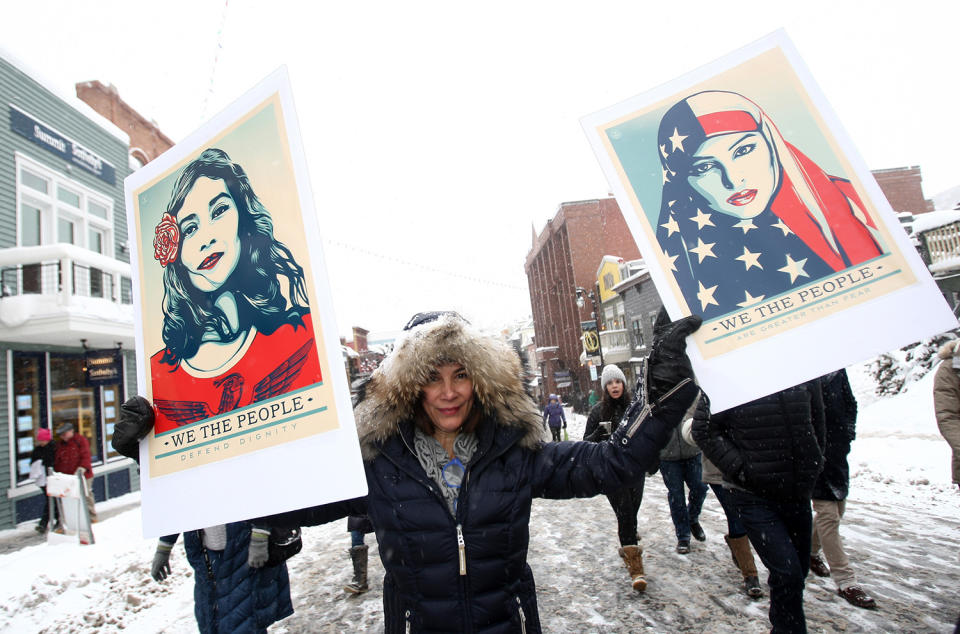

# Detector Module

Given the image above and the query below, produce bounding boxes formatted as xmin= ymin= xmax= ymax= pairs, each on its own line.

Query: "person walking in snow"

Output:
xmin=264 ymin=311 xmax=702 ymax=632
xmin=54 ymin=423 xmax=96 ymax=523
xmin=680 ymin=416 xmax=763 ymax=598
xmin=111 ymin=400 xmax=295 ymax=634
xmin=344 ymin=514 xmax=374 ymax=594
xmin=542 ymin=393 xmax=566 ymax=442
xmin=29 ymin=427 xmax=60 ymax=533
xmin=584 ymin=363 xmax=650 ymax=592
xmin=693 ymin=378 xmax=825 ymax=634
xmin=934 ymin=340 xmax=960 ymax=491
xmin=809 ymin=369 xmax=877 ymax=609
xmin=651 ymin=309 xmax=709 ymax=556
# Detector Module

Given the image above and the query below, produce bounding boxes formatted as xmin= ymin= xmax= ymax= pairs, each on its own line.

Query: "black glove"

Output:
xmin=648 ymin=308 xmax=702 ymax=402
xmin=113 ymin=397 xmax=155 ymax=461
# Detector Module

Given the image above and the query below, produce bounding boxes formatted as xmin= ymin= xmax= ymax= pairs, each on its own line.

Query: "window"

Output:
xmin=16 ymin=155 xmax=113 ymax=252
xmin=632 ymin=319 xmax=644 ymax=349
xmin=12 ymin=351 xmax=125 ymax=485
xmin=12 ymin=352 xmax=47 ymax=485
xmin=15 ymin=154 xmax=115 ymax=297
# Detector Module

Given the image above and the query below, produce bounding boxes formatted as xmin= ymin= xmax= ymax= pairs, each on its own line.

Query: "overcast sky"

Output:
xmin=3 ymin=1 xmax=958 ymax=337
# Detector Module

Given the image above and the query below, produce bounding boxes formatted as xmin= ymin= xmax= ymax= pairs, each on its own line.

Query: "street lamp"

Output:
xmin=575 ymin=286 xmax=604 ymax=367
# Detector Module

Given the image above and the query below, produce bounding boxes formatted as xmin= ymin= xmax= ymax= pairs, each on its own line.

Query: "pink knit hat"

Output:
xmin=37 ymin=428 xmax=52 ymax=442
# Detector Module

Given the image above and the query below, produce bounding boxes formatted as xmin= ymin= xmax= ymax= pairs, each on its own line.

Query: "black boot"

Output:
xmin=344 ymin=545 xmax=369 ymax=594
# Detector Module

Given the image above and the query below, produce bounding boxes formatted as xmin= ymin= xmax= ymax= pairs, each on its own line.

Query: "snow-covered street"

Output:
xmin=1 ymin=362 xmax=958 ymax=633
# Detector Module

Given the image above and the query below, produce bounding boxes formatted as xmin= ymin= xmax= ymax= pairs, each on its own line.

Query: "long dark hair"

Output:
xmin=598 ymin=381 xmax=632 ymax=424
xmin=159 ymin=148 xmax=309 ymax=366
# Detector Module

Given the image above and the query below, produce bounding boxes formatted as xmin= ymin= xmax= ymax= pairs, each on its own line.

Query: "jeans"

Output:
xmin=728 ymin=488 xmax=812 ymax=634
xmin=710 ymin=483 xmax=746 ymax=538
xmin=350 ymin=529 xmax=366 ymax=548
xmin=605 ymin=476 xmax=645 ymax=546
xmin=659 ymin=456 xmax=708 ymax=542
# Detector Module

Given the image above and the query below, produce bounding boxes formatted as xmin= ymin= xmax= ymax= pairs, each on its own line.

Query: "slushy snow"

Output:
xmin=1 ymin=360 xmax=958 ymax=633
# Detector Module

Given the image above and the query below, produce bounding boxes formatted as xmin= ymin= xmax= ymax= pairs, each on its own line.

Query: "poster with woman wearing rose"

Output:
xmin=125 ymin=69 xmax=365 ymax=538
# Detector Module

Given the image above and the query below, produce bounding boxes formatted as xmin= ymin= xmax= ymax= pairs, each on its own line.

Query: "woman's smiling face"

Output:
xmin=686 ymin=131 xmax=776 ymax=219
xmin=177 ymin=176 xmax=242 ymax=292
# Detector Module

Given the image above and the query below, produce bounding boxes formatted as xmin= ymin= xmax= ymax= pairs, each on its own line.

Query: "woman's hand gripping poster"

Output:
xmin=124 ymin=68 xmax=366 ymax=537
xmin=581 ymin=31 xmax=957 ymax=413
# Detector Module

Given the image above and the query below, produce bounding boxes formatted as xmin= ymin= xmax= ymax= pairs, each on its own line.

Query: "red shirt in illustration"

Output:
xmin=150 ymin=313 xmax=323 ymax=434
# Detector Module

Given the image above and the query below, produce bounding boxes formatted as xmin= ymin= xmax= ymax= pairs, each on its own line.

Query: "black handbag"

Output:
xmin=265 ymin=527 xmax=302 ymax=567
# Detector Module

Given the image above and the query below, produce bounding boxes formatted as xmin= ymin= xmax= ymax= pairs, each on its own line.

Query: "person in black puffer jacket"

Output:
xmin=267 ymin=311 xmax=702 ymax=633
xmin=583 ymin=363 xmax=650 ymax=592
xmin=810 ymin=369 xmax=877 ymax=610
xmin=693 ymin=379 xmax=825 ymax=634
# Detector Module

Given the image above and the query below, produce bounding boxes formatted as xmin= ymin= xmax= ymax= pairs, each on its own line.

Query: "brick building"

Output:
xmin=871 ymin=166 xmax=934 ymax=215
xmin=524 ymin=198 xmax=640 ymax=405
xmin=75 ymin=80 xmax=174 ymax=169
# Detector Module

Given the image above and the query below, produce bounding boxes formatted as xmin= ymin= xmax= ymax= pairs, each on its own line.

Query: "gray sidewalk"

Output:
xmin=0 ymin=496 xmax=141 ymax=555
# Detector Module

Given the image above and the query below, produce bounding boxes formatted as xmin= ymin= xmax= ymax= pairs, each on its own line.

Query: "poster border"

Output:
xmin=581 ymin=30 xmax=957 ymax=412
xmin=123 ymin=66 xmax=367 ymax=537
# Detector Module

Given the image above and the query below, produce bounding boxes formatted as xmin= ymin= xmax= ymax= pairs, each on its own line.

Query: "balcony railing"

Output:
xmin=0 ymin=244 xmax=132 ymax=305
xmin=921 ymin=221 xmax=960 ymax=274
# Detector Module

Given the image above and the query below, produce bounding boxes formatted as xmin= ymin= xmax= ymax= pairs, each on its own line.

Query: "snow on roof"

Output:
xmin=912 ymin=209 xmax=960 ymax=236
xmin=0 ymin=46 xmax=130 ymax=145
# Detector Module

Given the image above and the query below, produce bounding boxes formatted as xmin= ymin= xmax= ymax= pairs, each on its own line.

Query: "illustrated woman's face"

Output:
xmin=686 ymin=131 xmax=776 ymax=219
xmin=177 ymin=177 xmax=242 ymax=293
xmin=421 ymin=362 xmax=474 ymax=435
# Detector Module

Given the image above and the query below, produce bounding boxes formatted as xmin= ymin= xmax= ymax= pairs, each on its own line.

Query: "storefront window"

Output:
xmin=49 ymin=355 xmax=99 ymax=463
xmin=102 ymin=384 xmax=121 ymax=460
xmin=11 ymin=351 xmax=126 ymax=485
xmin=12 ymin=352 xmax=48 ymax=485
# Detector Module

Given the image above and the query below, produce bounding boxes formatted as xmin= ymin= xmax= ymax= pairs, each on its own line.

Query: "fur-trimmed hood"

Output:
xmin=354 ymin=314 xmax=545 ymax=459
xmin=938 ymin=340 xmax=960 ymax=360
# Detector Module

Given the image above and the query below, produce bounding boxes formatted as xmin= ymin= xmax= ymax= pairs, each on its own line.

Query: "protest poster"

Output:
xmin=581 ymin=31 xmax=957 ymax=412
xmin=124 ymin=68 xmax=366 ymax=537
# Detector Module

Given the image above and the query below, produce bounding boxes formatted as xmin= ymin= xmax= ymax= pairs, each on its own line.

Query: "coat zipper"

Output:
xmin=516 ymin=596 xmax=527 ymax=634
xmin=456 ymin=524 xmax=467 ymax=575
xmin=405 ymin=609 xmax=411 ymax=634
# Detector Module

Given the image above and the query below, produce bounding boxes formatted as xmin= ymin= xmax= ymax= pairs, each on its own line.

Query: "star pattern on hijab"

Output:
xmin=660 ymin=210 xmax=832 ymax=318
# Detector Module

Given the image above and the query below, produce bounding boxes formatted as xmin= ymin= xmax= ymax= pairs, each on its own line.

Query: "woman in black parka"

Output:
xmin=270 ymin=311 xmax=701 ymax=633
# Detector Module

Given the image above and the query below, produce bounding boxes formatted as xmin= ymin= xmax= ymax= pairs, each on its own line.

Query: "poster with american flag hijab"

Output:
xmin=581 ymin=30 xmax=956 ymax=413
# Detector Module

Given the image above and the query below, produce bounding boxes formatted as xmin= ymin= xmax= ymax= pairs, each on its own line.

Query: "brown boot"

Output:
xmin=618 ymin=545 xmax=646 ymax=592
xmin=725 ymin=534 xmax=763 ymax=598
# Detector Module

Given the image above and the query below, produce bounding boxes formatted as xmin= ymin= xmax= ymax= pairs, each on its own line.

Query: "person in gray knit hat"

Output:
xmin=583 ymin=363 xmax=651 ymax=592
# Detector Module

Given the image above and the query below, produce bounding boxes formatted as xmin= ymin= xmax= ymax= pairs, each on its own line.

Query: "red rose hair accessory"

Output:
xmin=153 ymin=213 xmax=180 ymax=267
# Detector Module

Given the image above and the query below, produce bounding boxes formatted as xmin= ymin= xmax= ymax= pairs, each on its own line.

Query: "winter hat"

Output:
xmin=56 ymin=422 xmax=74 ymax=435
xmin=600 ymin=364 xmax=626 ymax=391
xmin=37 ymin=428 xmax=51 ymax=442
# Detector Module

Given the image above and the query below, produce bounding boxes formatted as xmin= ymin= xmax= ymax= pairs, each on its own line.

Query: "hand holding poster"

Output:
xmin=581 ymin=31 xmax=957 ymax=412
xmin=124 ymin=68 xmax=366 ymax=537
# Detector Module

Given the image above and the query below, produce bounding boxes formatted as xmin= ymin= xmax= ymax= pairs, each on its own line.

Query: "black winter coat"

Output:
xmin=274 ymin=404 xmax=686 ymax=633
xmin=692 ymin=379 xmax=826 ymax=502
xmin=30 ymin=442 xmax=56 ymax=470
xmin=583 ymin=396 xmax=629 ymax=442
xmin=812 ymin=370 xmax=857 ymax=501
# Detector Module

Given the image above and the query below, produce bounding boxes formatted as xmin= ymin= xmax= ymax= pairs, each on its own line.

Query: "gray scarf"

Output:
xmin=413 ymin=428 xmax=478 ymax=516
